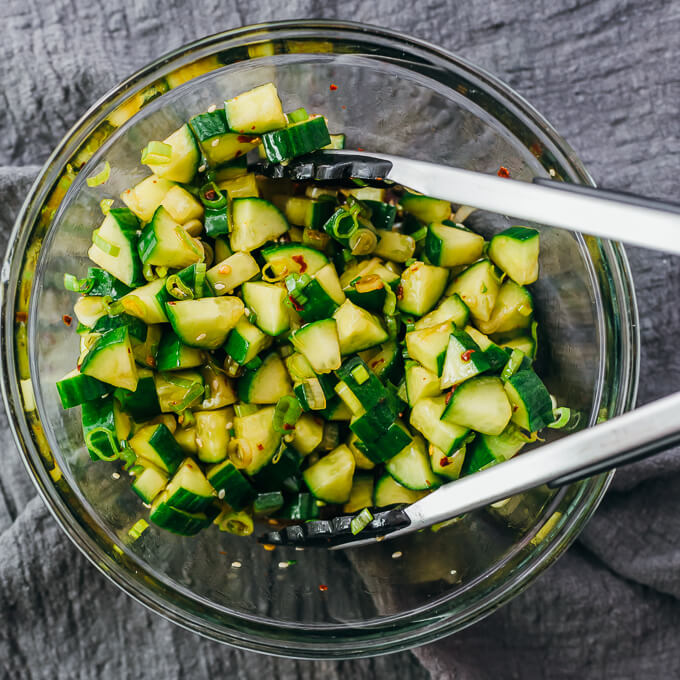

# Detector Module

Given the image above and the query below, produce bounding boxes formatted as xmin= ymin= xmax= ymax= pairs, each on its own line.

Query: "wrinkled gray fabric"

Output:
xmin=1 ymin=1 xmax=679 ymax=678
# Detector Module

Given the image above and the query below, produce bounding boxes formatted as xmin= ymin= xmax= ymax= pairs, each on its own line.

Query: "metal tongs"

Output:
xmin=254 ymin=150 xmax=680 ymax=549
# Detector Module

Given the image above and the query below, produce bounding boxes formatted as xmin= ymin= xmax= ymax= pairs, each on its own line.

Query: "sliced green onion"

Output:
xmin=404 ymin=257 xmax=417 ymax=267
xmin=287 ymin=107 xmax=309 ymax=123
xmin=129 ymin=464 xmax=146 ymax=476
xmin=118 ymin=444 xmax=137 ymax=470
xmin=85 ymin=427 xmax=119 ymax=461
xmin=155 ymin=265 xmax=168 ymax=279
xmin=320 ymin=422 xmax=340 ymax=451
xmin=234 ymin=403 xmax=259 ymax=418
xmin=63 ymin=273 xmax=91 ymax=293
xmin=383 ymin=285 xmax=397 ymax=316
xmin=200 ymin=181 xmax=228 ymax=209
xmin=548 ymin=407 xmax=580 ymax=430
xmin=349 ymin=228 xmax=377 ymax=255
xmin=386 ymin=315 xmax=399 ymax=339
xmin=143 ymin=263 xmax=156 ymax=282
xmin=174 ymin=226 xmax=202 ymax=258
xmin=333 ymin=381 xmax=362 ymax=414
xmin=141 ymin=141 xmax=172 ymax=165
xmin=179 ymin=409 xmax=196 ymax=428
xmin=86 ymin=161 xmax=111 ymax=187
xmin=410 ymin=226 xmax=428 ymax=241
xmin=273 ymin=395 xmax=303 ymax=433
xmin=244 ymin=355 xmax=263 ymax=372
xmin=171 ymin=383 xmax=204 ymax=413
xmin=302 ymin=228 xmax=330 ymax=251
xmin=351 ymin=365 xmax=370 ymax=385
xmin=100 ymin=198 xmax=114 ymax=215
xmin=301 ymin=378 xmax=327 ymax=410
xmin=328 ymin=209 xmax=358 ymax=239
xmin=128 ymin=519 xmax=149 ymax=541
xmin=345 ymin=194 xmax=372 ymax=219
xmin=92 ymin=229 xmax=120 ymax=257
xmin=341 ymin=249 xmax=356 ymax=264
xmin=218 ymin=510 xmax=254 ymax=536
xmin=227 ymin=438 xmax=253 ymax=469
xmin=194 ymin=263 xmax=207 ymax=297
xmin=166 ymin=274 xmax=194 ymax=300
xmin=350 ymin=507 xmax=374 ymax=535
xmin=501 ymin=349 xmax=525 ymax=381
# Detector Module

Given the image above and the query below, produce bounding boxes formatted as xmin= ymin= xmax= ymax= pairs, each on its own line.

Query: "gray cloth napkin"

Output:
xmin=2 ymin=1 xmax=679 ymax=678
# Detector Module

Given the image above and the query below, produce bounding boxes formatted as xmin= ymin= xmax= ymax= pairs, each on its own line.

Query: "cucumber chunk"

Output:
xmin=405 ymin=361 xmax=442 ymax=406
xmin=397 ymin=261 xmax=448 ymax=316
xmin=333 ymin=300 xmax=388 ymax=354
xmin=261 ymin=115 xmax=331 ymax=163
xmin=130 ymin=423 xmax=185 ymax=474
xmin=224 ymin=83 xmax=287 ymax=134
xmin=80 ymin=326 xmax=138 ymax=392
xmin=165 ymin=296 xmax=244 ymax=349
xmin=343 ymin=473 xmax=375 ymax=513
xmin=373 ymin=474 xmax=427 ymax=508
xmin=233 ymin=406 xmax=281 ymax=475
xmin=475 ymin=279 xmax=533 ymax=335
xmin=150 ymin=491 xmax=210 ymax=535
xmin=430 ymin=444 xmax=466 ymax=480
xmin=224 ymin=317 xmax=272 ymax=365
xmin=118 ymin=279 xmax=168 ymax=324
xmin=414 ymin=294 xmax=469 ymax=331
xmin=165 ymin=458 xmax=216 ymax=512
xmin=463 ymin=424 xmax=527 ymax=475
xmin=155 ymin=329 xmax=204 ymax=371
xmin=229 ymin=198 xmax=288 ymax=252
xmin=56 ymin=370 xmax=109 ymax=409
xmin=242 ymin=281 xmax=290 ymax=336
xmin=405 ymin=322 xmax=453 ymax=376
xmin=302 ymin=444 xmax=355 ymax=503
xmin=206 ymin=252 xmax=259 ymax=295
xmin=138 ymin=207 xmax=203 ymax=269
xmin=442 ymin=376 xmax=512 ymax=435
xmin=207 ymin=460 xmax=256 ymax=510
xmin=425 ymin=222 xmax=485 ymax=267
xmin=439 ymin=329 xmax=491 ymax=389
xmin=238 ymin=352 xmax=293 ymax=403
xmin=194 ymin=408 xmax=231 ymax=463
xmin=131 ymin=460 xmax=168 ymax=503
xmin=504 ymin=369 xmax=554 ymax=432
xmin=144 ymin=124 xmax=200 ymax=184
xmin=488 ymin=226 xmax=540 ymax=285
xmin=261 ymin=243 xmax=329 ymax=276
xmin=290 ymin=413 xmax=324 ymax=455
xmin=409 ymin=396 xmax=470 ymax=456
xmin=448 ymin=260 xmax=501 ymax=323
xmin=400 ymin=192 xmax=451 ymax=223
xmin=121 ymin=175 xmax=175 ymax=222
xmin=386 ymin=434 xmax=440 ymax=490
xmin=291 ymin=319 xmax=342 ymax=374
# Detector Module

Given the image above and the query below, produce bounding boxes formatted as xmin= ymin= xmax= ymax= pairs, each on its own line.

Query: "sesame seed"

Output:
xmin=244 ymin=307 xmax=250 ymax=315
xmin=231 ymin=561 xmax=242 ymax=568
xmin=295 ymin=546 xmax=304 ymax=552
xmin=218 ymin=489 xmax=225 ymax=499
xmin=207 ymin=104 xmax=217 ymax=113
xmin=198 ymin=164 xmax=207 ymax=173
xmin=112 ymin=472 xmax=120 ymax=480
xmin=196 ymin=333 xmax=207 ymax=341
xmin=211 ymin=139 xmax=219 ymax=147
xmin=143 ymin=503 xmax=151 ymax=509
xmin=391 ymin=551 xmax=402 ymax=559
xmin=375 ymin=535 xmax=385 ymax=542
xmin=278 ymin=561 xmax=289 ymax=569
xmin=450 ymin=569 xmax=457 ymax=575
xmin=214 ymin=283 xmax=225 ymax=290
xmin=196 ymin=438 xmax=203 ymax=447
xmin=226 ymin=422 xmax=233 ymax=429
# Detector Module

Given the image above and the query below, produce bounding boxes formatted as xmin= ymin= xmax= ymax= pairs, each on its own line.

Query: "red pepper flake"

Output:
xmin=396 ymin=284 xmax=404 ymax=300
xmin=15 ymin=311 xmax=27 ymax=323
xmin=319 ymin=584 xmax=328 ymax=591
xmin=237 ymin=135 xmax=255 ymax=143
xmin=283 ymin=423 xmax=294 ymax=431
xmin=497 ymin=166 xmax=510 ymax=178
xmin=329 ymin=84 xmax=338 ymax=91
xmin=204 ymin=189 xmax=217 ymax=201
xmin=513 ymin=405 xmax=519 ymax=412
xmin=357 ymin=147 xmax=365 ymax=152
xmin=529 ymin=141 xmax=543 ymax=157
xmin=235 ymin=150 xmax=242 ymax=157
xmin=440 ymin=457 xmax=451 ymax=467
xmin=370 ymin=358 xmax=385 ymax=368
xmin=147 ymin=356 xmax=156 ymax=367
xmin=257 ymin=443 xmax=264 ymax=451
xmin=461 ymin=349 xmax=475 ymax=362
xmin=341 ymin=105 xmax=346 ymax=110
xmin=62 ymin=314 xmax=73 ymax=326
xmin=445 ymin=386 xmax=456 ymax=405
xmin=219 ymin=550 xmax=227 ymax=556
xmin=289 ymin=295 xmax=303 ymax=312
xmin=292 ymin=255 xmax=307 ymax=273
xmin=251 ymin=125 xmax=256 ymax=130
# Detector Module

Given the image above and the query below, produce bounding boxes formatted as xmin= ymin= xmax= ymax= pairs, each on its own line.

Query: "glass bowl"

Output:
xmin=0 ymin=20 xmax=639 ymax=658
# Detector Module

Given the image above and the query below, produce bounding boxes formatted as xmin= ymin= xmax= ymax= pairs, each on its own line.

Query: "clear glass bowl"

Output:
xmin=1 ymin=21 xmax=639 ymax=658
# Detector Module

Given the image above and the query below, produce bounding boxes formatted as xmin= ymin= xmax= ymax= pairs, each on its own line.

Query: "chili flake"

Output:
xmin=62 ymin=314 xmax=73 ymax=326
xmin=318 ymin=584 xmax=328 ymax=592
xmin=497 ymin=166 xmax=510 ymax=178
xmin=461 ymin=349 xmax=475 ymax=362
xmin=329 ymin=84 xmax=338 ymax=91
xmin=263 ymin=544 xmax=276 ymax=552
xmin=204 ymin=189 xmax=217 ymax=201
xmin=371 ymin=358 xmax=385 ymax=368
xmin=257 ymin=443 xmax=264 ymax=451
xmin=15 ymin=311 xmax=27 ymax=323
xmin=440 ymin=457 xmax=451 ymax=467
xmin=357 ymin=147 xmax=365 ymax=151
xmin=237 ymin=135 xmax=255 ymax=143
xmin=289 ymin=295 xmax=303 ymax=312
xmin=396 ymin=284 xmax=404 ymax=300
xmin=445 ymin=386 xmax=456 ymax=405
xmin=292 ymin=254 xmax=308 ymax=273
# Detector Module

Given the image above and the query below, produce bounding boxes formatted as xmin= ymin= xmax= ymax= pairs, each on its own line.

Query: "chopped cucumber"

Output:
xmin=238 ymin=352 xmax=293 ymax=404
xmin=488 ymin=226 xmax=540 ymax=285
xmin=405 ymin=322 xmax=453 ymax=376
xmin=302 ymin=444 xmax=355 ymax=503
xmin=447 ymin=260 xmax=501 ymax=323
xmin=229 ymin=198 xmax=288 ymax=252
xmin=442 ymin=376 xmax=512 ymax=435
xmin=373 ymin=474 xmax=428 ymax=508
xmin=333 ymin=300 xmax=388 ymax=354
xmin=397 ymin=261 xmax=448 ymax=316
xmin=224 ymin=83 xmax=287 ymax=134
xmin=206 ymin=251 xmax=259 ymax=295
xmin=425 ymin=222 xmax=485 ymax=267
xmin=291 ymin=319 xmax=342 ymax=374
xmin=385 ymin=434 xmax=440 ymax=490
xmin=80 ymin=326 xmax=138 ymax=392
xmin=165 ymin=296 xmax=244 ymax=349
xmin=409 ymin=396 xmax=470 ymax=456
xmin=242 ymin=281 xmax=290 ymax=337
xmin=144 ymin=124 xmax=200 ymax=184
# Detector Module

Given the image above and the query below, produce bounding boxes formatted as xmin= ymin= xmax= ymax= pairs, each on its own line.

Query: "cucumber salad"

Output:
xmin=57 ymin=82 xmax=565 ymax=539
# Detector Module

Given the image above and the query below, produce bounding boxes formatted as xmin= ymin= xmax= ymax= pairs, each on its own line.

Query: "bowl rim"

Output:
xmin=0 ymin=19 xmax=640 ymax=658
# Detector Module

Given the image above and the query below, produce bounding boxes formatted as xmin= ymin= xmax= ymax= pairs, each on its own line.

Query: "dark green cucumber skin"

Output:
xmin=81 ymin=395 xmax=117 ymax=461
xmin=306 ymin=200 xmax=336 ymax=229
xmin=87 ymin=267 xmax=132 ymax=299
xmin=57 ymin=373 xmax=109 ymax=409
xmin=155 ymin=264 xmax=210 ymax=308
xmin=451 ymin=329 xmax=491 ymax=372
xmin=294 ymin=373 xmax=337 ymax=410
xmin=261 ymin=116 xmax=331 ymax=163
xmin=204 ymin=205 xmax=230 ymax=237
xmin=336 ymin=357 xmax=388 ymax=410
xmin=166 ymin=487 xmax=214 ymax=513
xmin=344 ymin=285 xmax=386 ymax=312
xmin=506 ymin=370 xmax=555 ymax=431
xmin=400 ymin=213 xmax=425 ymax=235
xmin=224 ymin=329 xmax=252 ymax=364
xmin=494 ymin=226 xmax=539 ymax=242
xmin=156 ymin=330 xmax=202 ymax=371
xmin=484 ymin=345 xmax=511 ymax=372
xmin=236 ymin=352 xmax=282 ymax=403
xmin=189 ymin=110 xmax=228 ymax=141
xmin=275 ymin=492 xmax=320 ymax=520
xmin=107 ymin=208 xmax=145 ymax=287
xmin=253 ymin=491 xmax=285 ymax=516
xmin=93 ymin=313 xmax=147 ymax=342
xmin=79 ymin=326 xmax=130 ymax=376
xmin=150 ymin=504 xmax=210 ymax=536
xmin=147 ymin=424 xmax=185 ymax=475
xmin=364 ymin=201 xmax=397 ymax=231
xmin=294 ymin=279 xmax=339 ymax=323
xmin=252 ymin=447 xmax=303 ymax=493
xmin=114 ymin=375 xmax=161 ymax=421
xmin=369 ymin=345 xmax=402 ymax=385
xmin=207 ymin=461 xmax=256 ymax=510
xmin=354 ymin=423 xmax=412 ymax=464
xmin=349 ymin=396 xmax=399 ymax=441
